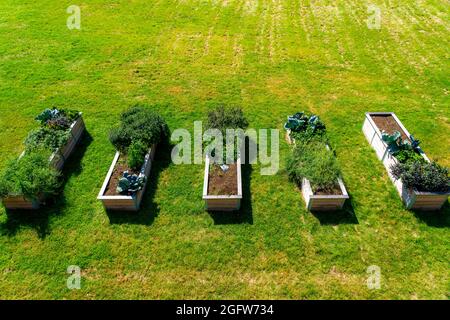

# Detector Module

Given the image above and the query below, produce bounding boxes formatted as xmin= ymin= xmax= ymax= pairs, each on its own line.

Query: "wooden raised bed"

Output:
xmin=362 ymin=112 xmax=449 ymax=210
xmin=202 ymin=156 xmax=242 ymax=211
xmin=286 ymin=130 xmax=349 ymax=211
xmin=97 ymin=145 xmax=156 ymax=211
xmin=1 ymin=114 xmax=85 ymax=210
xmin=301 ymin=178 xmax=349 ymax=211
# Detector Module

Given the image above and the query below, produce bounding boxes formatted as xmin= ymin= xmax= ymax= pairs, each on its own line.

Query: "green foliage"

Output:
xmin=35 ymin=108 xmax=79 ymax=130
xmin=204 ymin=105 xmax=248 ymax=163
xmin=284 ymin=112 xmax=326 ymax=142
xmin=205 ymin=105 xmax=249 ymax=134
xmin=0 ymin=148 xmax=61 ymax=200
xmin=287 ymin=139 xmax=341 ymax=193
xmin=381 ymin=130 xmax=423 ymax=163
xmin=394 ymin=149 xmax=426 ymax=164
xmin=24 ymin=127 xmax=71 ymax=152
xmin=109 ymin=106 xmax=169 ymax=153
xmin=128 ymin=140 xmax=148 ymax=170
xmin=116 ymin=171 xmax=146 ymax=195
xmin=391 ymin=161 xmax=449 ymax=192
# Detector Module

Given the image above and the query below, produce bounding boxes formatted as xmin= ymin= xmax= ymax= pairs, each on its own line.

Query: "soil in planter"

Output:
xmin=105 ymin=155 xmax=141 ymax=196
xmin=371 ymin=114 xmax=409 ymax=141
xmin=208 ymin=163 xmax=238 ymax=196
xmin=313 ymin=183 xmax=342 ymax=196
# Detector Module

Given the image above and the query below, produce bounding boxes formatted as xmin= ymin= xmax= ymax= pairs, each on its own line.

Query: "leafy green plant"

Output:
xmin=286 ymin=139 xmax=341 ymax=193
xmin=394 ymin=149 xmax=425 ymax=164
xmin=24 ymin=127 xmax=71 ymax=152
xmin=204 ymin=105 xmax=248 ymax=164
xmin=390 ymin=161 xmax=449 ymax=192
xmin=128 ymin=140 xmax=148 ymax=170
xmin=35 ymin=108 xmax=79 ymax=129
xmin=0 ymin=148 xmax=61 ymax=200
xmin=116 ymin=171 xmax=146 ymax=195
xmin=284 ymin=112 xmax=326 ymax=142
xmin=381 ymin=130 xmax=423 ymax=163
xmin=109 ymin=106 xmax=169 ymax=153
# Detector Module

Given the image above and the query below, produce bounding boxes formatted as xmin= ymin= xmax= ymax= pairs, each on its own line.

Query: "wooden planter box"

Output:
xmin=362 ymin=112 xmax=449 ymax=210
xmin=97 ymin=145 xmax=156 ymax=211
xmin=202 ymin=156 xmax=242 ymax=211
xmin=1 ymin=114 xmax=85 ymax=210
xmin=301 ymin=178 xmax=349 ymax=211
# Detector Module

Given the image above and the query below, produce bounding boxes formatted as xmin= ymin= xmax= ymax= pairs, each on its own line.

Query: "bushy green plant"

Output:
xmin=394 ymin=148 xmax=425 ymax=164
xmin=35 ymin=108 xmax=79 ymax=129
xmin=390 ymin=161 xmax=449 ymax=192
xmin=204 ymin=105 xmax=248 ymax=163
xmin=205 ymin=105 xmax=249 ymax=134
xmin=286 ymin=139 xmax=341 ymax=193
xmin=284 ymin=112 xmax=326 ymax=142
xmin=0 ymin=148 xmax=61 ymax=200
xmin=128 ymin=140 xmax=148 ymax=170
xmin=382 ymin=131 xmax=423 ymax=163
xmin=24 ymin=127 xmax=71 ymax=151
xmin=116 ymin=171 xmax=146 ymax=195
xmin=109 ymin=106 xmax=168 ymax=153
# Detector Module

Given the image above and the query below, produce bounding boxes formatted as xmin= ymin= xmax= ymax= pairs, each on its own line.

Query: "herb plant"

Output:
xmin=0 ymin=148 xmax=61 ymax=200
xmin=286 ymin=139 xmax=342 ymax=193
xmin=390 ymin=161 xmax=449 ymax=192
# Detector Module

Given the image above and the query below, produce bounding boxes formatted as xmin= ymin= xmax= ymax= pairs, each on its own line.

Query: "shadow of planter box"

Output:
xmin=1 ymin=114 xmax=86 ymax=210
xmin=362 ymin=112 xmax=449 ymax=210
xmin=202 ymin=156 xmax=242 ymax=211
xmin=285 ymin=130 xmax=349 ymax=211
xmin=97 ymin=145 xmax=156 ymax=212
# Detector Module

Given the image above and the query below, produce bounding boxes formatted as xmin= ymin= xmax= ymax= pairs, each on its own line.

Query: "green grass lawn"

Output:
xmin=0 ymin=0 xmax=449 ymax=299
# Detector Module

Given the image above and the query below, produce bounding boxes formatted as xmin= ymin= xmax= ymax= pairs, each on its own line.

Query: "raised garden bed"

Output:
xmin=97 ymin=145 xmax=156 ymax=211
xmin=363 ymin=112 xmax=449 ymax=210
xmin=301 ymin=177 xmax=349 ymax=211
xmin=285 ymin=112 xmax=349 ymax=211
xmin=1 ymin=113 xmax=85 ymax=210
xmin=202 ymin=156 xmax=242 ymax=211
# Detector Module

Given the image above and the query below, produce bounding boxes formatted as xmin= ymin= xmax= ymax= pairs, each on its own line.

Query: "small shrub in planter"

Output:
xmin=98 ymin=105 xmax=169 ymax=211
xmin=0 ymin=148 xmax=61 ymax=202
xmin=109 ymin=106 xmax=169 ymax=153
xmin=202 ymin=105 xmax=247 ymax=211
xmin=390 ymin=161 xmax=449 ymax=193
xmin=284 ymin=112 xmax=349 ymax=211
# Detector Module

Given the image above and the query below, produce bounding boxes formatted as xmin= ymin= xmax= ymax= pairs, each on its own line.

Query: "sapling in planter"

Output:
xmin=202 ymin=105 xmax=248 ymax=211
xmin=98 ymin=105 xmax=169 ymax=211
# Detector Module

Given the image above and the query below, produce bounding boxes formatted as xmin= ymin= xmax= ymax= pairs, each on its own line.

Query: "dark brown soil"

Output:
xmin=314 ymin=183 xmax=342 ymax=195
xmin=371 ymin=114 xmax=409 ymax=141
xmin=105 ymin=155 xmax=141 ymax=196
xmin=208 ymin=163 xmax=238 ymax=196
